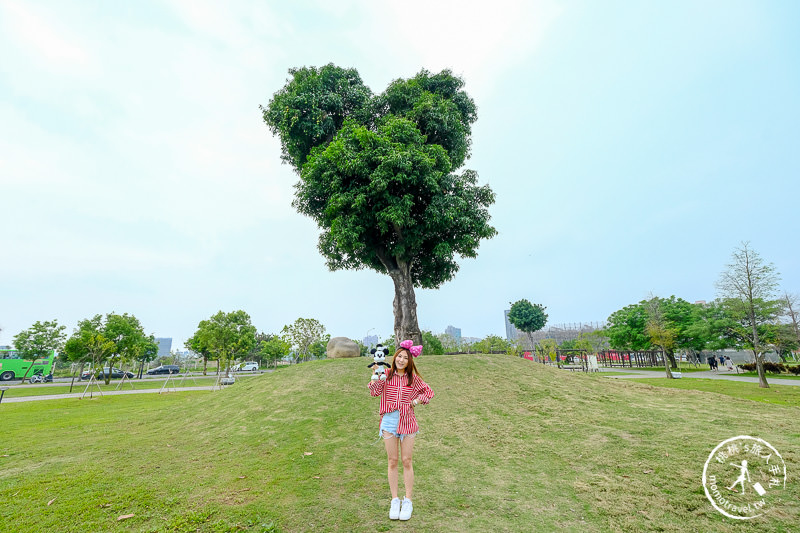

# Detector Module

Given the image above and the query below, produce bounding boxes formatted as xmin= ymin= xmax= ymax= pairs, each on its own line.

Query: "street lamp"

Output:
xmin=365 ymin=328 xmax=375 ymax=348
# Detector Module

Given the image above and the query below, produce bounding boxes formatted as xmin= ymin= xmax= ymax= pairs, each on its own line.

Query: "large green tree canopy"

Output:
xmin=262 ymin=65 xmax=496 ymax=343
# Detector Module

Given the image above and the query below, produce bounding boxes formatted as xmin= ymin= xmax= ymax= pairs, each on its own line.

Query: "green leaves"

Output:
xmin=508 ymin=299 xmax=548 ymax=335
xmin=13 ymin=320 xmax=67 ymax=361
xmin=263 ymin=65 xmax=496 ymax=290
xmin=262 ymin=64 xmax=373 ymax=170
xmin=280 ymin=318 xmax=326 ymax=361
xmin=192 ymin=311 xmax=257 ymax=370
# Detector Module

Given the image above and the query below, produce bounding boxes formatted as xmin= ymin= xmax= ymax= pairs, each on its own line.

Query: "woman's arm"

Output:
xmin=412 ymin=377 xmax=434 ymax=405
xmin=368 ymin=374 xmax=386 ymax=396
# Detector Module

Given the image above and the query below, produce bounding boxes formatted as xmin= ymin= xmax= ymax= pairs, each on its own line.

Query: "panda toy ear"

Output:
xmin=370 ymin=348 xmax=377 ymax=356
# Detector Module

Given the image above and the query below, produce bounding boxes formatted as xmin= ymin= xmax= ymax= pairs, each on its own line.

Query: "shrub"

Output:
xmin=763 ymin=362 xmax=786 ymax=374
xmin=738 ymin=363 xmax=756 ymax=372
xmin=787 ymin=365 xmax=800 ymax=376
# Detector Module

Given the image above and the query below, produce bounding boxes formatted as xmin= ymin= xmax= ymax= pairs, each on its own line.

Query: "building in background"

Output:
xmin=363 ymin=334 xmax=379 ymax=348
xmin=504 ymin=310 xmax=520 ymax=341
xmin=444 ymin=325 xmax=462 ymax=347
xmin=155 ymin=337 xmax=172 ymax=357
xmin=504 ymin=311 xmax=605 ymax=347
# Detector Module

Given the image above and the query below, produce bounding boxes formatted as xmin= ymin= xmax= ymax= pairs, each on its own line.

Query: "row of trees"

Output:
xmin=185 ymin=313 xmax=331 ymax=375
xmin=8 ymin=312 xmax=334 ymax=385
xmin=10 ymin=314 xmax=159 ymax=386
xmin=605 ymin=243 xmax=797 ymax=387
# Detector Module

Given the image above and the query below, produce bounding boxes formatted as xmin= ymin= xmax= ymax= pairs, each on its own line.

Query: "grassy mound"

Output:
xmin=1 ymin=354 xmax=797 ymax=532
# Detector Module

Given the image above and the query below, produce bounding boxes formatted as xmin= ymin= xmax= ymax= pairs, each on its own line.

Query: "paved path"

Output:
xmin=599 ymin=368 xmax=800 ymax=387
xmin=0 ymin=386 xmax=219 ymax=403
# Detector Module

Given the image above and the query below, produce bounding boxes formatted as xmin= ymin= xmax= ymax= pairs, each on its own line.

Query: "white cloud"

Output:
xmin=0 ymin=0 xmax=95 ymax=74
xmin=355 ymin=0 xmax=562 ymax=98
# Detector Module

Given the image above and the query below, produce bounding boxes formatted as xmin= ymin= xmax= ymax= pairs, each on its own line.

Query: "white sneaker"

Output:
xmin=389 ymin=497 xmax=401 ymax=520
xmin=399 ymin=498 xmax=413 ymax=521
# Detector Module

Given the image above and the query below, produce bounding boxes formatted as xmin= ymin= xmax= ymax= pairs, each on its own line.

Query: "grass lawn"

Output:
xmin=734 ymin=372 xmax=800 ymax=380
xmin=1 ymin=355 xmax=798 ymax=532
xmin=612 ymin=365 xmax=710 ymax=373
xmin=629 ymin=377 xmax=800 ymax=407
xmin=0 ymin=377 xmax=223 ymax=398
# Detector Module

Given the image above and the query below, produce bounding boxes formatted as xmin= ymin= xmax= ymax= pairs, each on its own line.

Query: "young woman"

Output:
xmin=368 ymin=341 xmax=434 ymax=521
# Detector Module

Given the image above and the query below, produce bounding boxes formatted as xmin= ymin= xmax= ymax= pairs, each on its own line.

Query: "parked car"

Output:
xmin=238 ymin=362 xmax=259 ymax=371
xmin=146 ymin=365 xmax=181 ymax=375
xmin=81 ymin=367 xmax=134 ymax=380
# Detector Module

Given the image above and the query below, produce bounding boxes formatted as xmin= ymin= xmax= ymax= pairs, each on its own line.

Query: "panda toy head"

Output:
xmin=370 ymin=344 xmax=388 ymax=364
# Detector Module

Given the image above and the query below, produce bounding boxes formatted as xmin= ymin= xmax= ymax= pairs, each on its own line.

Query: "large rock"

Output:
xmin=327 ymin=337 xmax=360 ymax=358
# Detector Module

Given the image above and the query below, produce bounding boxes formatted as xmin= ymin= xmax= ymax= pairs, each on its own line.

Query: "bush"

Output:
xmin=763 ymin=362 xmax=786 ymax=374
xmin=738 ymin=363 xmax=756 ymax=372
xmin=787 ymin=365 xmax=800 ymax=376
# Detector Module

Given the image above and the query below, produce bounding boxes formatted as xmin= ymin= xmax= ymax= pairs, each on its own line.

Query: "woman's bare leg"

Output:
xmin=400 ymin=435 xmax=415 ymax=500
xmin=383 ymin=432 xmax=399 ymax=498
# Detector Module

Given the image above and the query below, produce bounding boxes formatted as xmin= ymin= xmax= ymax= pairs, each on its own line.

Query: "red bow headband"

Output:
xmin=399 ymin=340 xmax=422 ymax=357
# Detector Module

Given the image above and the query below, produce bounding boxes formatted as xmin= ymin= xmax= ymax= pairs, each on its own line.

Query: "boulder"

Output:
xmin=327 ymin=337 xmax=360 ymax=358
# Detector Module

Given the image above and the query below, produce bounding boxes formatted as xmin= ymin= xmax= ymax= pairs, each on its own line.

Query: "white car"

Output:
xmin=240 ymin=362 xmax=259 ymax=371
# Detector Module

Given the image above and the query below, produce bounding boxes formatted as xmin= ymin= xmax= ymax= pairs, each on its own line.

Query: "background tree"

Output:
xmin=379 ymin=336 xmax=396 ymax=355
xmin=579 ymin=331 xmax=610 ymax=353
xmin=186 ymin=321 xmax=217 ymax=375
xmin=507 ymin=299 xmax=548 ymax=350
xmin=12 ymin=320 xmax=66 ymax=383
xmin=782 ymin=292 xmax=800 ymax=357
xmin=137 ymin=335 xmax=159 ymax=378
xmin=473 ymin=335 xmax=511 ymax=354
xmin=716 ymin=242 xmax=781 ymax=388
xmin=437 ymin=333 xmax=459 ymax=352
xmin=62 ymin=315 xmax=115 ymax=390
xmin=281 ymin=317 xmax=326 ymax=362
xmin=645 ymin=297 xmax=678 ymax=378
xmin=421 ymin=330 xmax=444 ymax=355
xmin=308 ymin=334 xmax=331 ymax=360
xmin=203 ymin=310 xmax=257 ymax=375
xmin=765 ymin=323 xmax=799 ymax=362
xmin=605 ymin=303 xmax=651 ymax=352
xmin=606 ymin=297 xmax=703 ymax=368
xmin=263 ymin=65 xmax=497 ymax=345
xmin=536 ymin=338 xmax=558 ymax=364
xmin=259 ymin=335 xmax=292 ymax=368
xmin=102 ymin=313 xmax=147 ymax=385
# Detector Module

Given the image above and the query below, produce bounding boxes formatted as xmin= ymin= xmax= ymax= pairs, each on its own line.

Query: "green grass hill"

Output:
xmin=1 ymin=354 xmax=797 ymax=532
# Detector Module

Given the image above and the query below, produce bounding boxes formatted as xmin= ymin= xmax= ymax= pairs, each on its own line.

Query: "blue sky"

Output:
xmin=1 ymin=0 xmax=798 ymax=350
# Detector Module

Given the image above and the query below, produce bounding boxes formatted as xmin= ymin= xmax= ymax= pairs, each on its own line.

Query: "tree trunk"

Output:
xmin=665 ymin=349 xmax=678 ymax=369
xmin=755 ymin=351 xmax=769 ymax=388
xmin=389 ymin=265 xmax=422 ymax=346
xmin=662 ymin=348 xmax=674 ymax=379
xmin=751 ymin=308 xmax=769 ymax=388
xmin=70 ymin=361 xmax=86 ymax=393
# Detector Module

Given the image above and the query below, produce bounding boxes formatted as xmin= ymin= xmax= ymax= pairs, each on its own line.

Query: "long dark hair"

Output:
xmin=387 ymin=347 xmax=421 ymax=386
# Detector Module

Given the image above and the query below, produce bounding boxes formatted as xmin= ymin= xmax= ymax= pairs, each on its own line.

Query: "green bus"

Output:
xmin=0 ymin=349 xmax=58 ymax=381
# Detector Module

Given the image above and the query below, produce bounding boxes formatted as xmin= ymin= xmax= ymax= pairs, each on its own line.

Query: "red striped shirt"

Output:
xmin=368 ymin=369 xmax=434 ymax=434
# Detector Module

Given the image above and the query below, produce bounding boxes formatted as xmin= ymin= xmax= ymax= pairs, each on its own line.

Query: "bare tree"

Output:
xmin=783 ymin=292 xmax=800 ymax=354
xmin=716 ymin=242 xmax=781 ymax=388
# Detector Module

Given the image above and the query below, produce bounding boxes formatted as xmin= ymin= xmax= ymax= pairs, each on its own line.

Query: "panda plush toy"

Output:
xmin=367 ymin=344 xmax=391 ymax=381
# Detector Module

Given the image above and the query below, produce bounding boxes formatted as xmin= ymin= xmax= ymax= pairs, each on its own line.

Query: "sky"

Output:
xmin=1 ymin=0 xmax=799 ymax=351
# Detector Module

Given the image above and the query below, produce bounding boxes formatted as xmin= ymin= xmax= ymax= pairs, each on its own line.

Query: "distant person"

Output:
xmin=725 ymin=356 xmax=734 ymax=371
xmin=708 ymin=356 xmax=716 ymax=371
xmin=368 ymin=341 xmax=434 ymax=521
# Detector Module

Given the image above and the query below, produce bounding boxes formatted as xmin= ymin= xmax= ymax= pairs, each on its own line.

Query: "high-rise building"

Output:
xmin=504 ymin=310 xmax=520 ymax=341
xmin=155 ymin=337 xmax=172 ymax=357
xmin=445 ymin=325 xmax=462 ymax=345
xmin=363 ymin=335 xmax=379 ymax=348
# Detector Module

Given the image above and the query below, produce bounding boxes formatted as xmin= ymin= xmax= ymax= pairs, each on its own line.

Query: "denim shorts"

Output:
xmin=379 ymin=410 xmax=416 ymax=441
